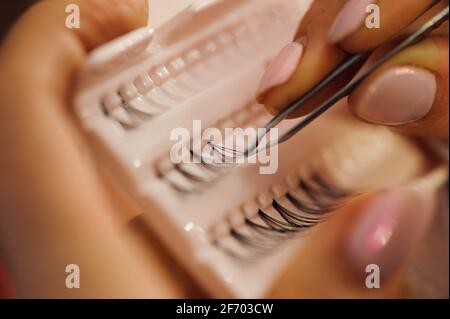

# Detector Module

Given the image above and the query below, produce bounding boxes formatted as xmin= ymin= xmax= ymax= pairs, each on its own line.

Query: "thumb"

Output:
xmin=0 ymin=0 xmax=182 ymax=297
xmin=349 ymin=36 xmax=449 ymax=141
xmin=269 ymin=168 xmax=447 ymax=298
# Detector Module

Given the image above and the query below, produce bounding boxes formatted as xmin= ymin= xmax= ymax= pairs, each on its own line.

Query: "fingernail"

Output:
xmin=354 ymin=66 xmax=437 ymax=125
xmin=257 ymin=42 xmax=304 ymax=97
xmin=347 ymin=188 xmax=433 ymax=279
xmin=328 ymin=0 xmax=374 ymax=43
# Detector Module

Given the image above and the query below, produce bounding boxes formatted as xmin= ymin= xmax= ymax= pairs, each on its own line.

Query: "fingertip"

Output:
xmin=256 ymin=42 xmax=305 ymax=101
xmin=327 ymin=0 xmax=375 ymax=45
xmin=349 ymin=66 xmax=438 ymax=126
xmin=337 ymin=0 xmax=438 ymax=53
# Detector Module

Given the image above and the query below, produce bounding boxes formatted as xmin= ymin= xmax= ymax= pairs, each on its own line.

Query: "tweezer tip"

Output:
xmin=207 ymin=141 xmax=247 ymax=159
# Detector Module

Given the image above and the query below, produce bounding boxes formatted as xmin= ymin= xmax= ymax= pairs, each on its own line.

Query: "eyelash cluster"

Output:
xmin=98 ymin=3 xmax=292 ymax=130
xmin=156 ymin=102 xmax=266 ymax=194
xmin=156 ymin=149 xmax=230 ymax=194
xmin=211 ymin=173 xmax=348 ymax=259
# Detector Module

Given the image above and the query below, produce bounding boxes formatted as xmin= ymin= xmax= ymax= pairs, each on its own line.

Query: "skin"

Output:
xmin=259 ymin=0 xmax=449 ymax=140
xmin=0 ymin=0 xmax=445 ymax=298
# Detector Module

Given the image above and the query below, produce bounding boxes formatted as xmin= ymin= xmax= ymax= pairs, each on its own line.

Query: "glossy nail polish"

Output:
xmin=347 ymin=188 xmax=433 ymax=279
xmin=354 ymin=66 xmax=437 ymax=125
xmin=257 ymin=42 xmax=304 ymax=96
xmin=328 ymin=0 xmax=375 ymax=43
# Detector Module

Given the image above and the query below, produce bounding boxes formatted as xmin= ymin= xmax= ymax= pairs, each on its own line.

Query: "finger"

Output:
xmin=257 ymin=0 xmax=355 ymax=116
xmin=0 ymin=0 xmax=147 ymax=102
xmin=349 ymin=36 xmax=449 ymax=140
xmin=332 ymin=0 xmax=438 ymax=52
xmin=257 ymin=0 xmax=445 ymax=116
xmin=0 ymin=0 xmax=183 ymax=297
xmin=269 ymin=169 xmax=446 ymax=298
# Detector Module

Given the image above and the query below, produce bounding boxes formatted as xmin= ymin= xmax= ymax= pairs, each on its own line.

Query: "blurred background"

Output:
xmin=0 ymin=1 xmax=36 ymax=40
xmin=0 ymin=0 xmax=195 ymax=39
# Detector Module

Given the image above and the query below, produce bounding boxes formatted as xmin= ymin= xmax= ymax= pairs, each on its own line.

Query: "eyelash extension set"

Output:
xmin=74 ymin=0 xmax=433 ymax=297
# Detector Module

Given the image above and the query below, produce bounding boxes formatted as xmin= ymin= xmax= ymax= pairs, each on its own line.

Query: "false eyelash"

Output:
xmin=99 ymin=36 xmax=246 ymax=129
xmin=156 ymin=147 xmax=232 ymax=194
xmin=101 ymin=87 xmax=169 ymax=129
xmin=213 ymin=174 xmax=349 ymax=260
xmin=98 ymin=4 xmax=292 ymax=130
xmin=157 ymin=106 xmax=269 ymax=194
xmin=157 ymin=117 xmax=254 ymax=193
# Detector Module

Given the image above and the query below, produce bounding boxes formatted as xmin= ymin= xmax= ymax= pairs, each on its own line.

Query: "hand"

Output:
xmin=0 ymin=0 xmax=193 ymax=298
xmin=258 ymin=0 xmax=449 ymax=298
xmin=257 ymin=0 xmax=449 ymax=140
xmin=0 ymin=0 xmax=446 ymax=298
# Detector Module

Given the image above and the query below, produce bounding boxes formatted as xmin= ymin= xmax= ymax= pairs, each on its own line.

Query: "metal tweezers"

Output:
xmin=212 ymin=4 xmax=449 ymax=158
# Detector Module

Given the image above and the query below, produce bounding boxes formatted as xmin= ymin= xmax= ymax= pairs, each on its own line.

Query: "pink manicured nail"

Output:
xmin=347 ymin=188 xmax=432 ymax=279
xmin=355 ymin=66 xmax=437 ymax=125
xmin=257 ymin=42 xmax=304 ymax=96
xmin=328 ymin=0 xmax=375 ymax=43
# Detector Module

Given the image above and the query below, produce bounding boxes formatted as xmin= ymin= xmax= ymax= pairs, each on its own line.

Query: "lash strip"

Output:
xmin=273 ymin=200 xmax=323 ymax=227
xmin=157 ymin=148 xmax=231 ymax=194
xmin=159 ymin=172 xmax=200 ymax=195
xmin=244 ymin=219 xmax=292 ymax=245
xmin=173 ymin=163 xmax=218 ymax=184
xmin=101 ymin=17 xmax=268 ymax=130
xmin=102 ymin=95 xmax=153 ymax=129
xmin=285 ymin=191 xmax=330 ymax=215
xmin=298 ymin=178 xmax=333 ymax=207
xmin=311 ymin=173 xmax=348 ymax=199
xmin=230 ymin=229 xmax=279 ymax=251
xmin=101 ymin=2 xmax=292 ymax=130
xmin=155 ymin=100 xmax=267 ymax=194
xmin=216 ymin=173 xmax=346 ymax=258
